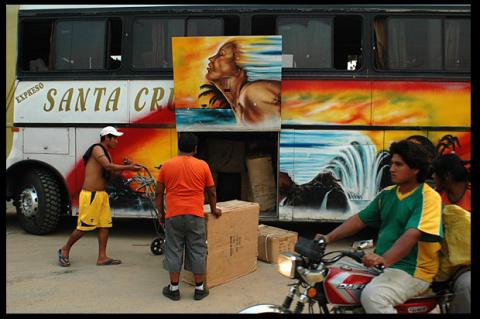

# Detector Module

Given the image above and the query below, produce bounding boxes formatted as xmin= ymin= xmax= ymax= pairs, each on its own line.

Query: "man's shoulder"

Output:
xmin=420 ymin=183 xmax=441 ymax=201
xmin=164 ymin=156 xmax=208 ymax=166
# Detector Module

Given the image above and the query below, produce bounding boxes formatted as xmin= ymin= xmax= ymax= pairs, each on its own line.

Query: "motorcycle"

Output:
xmin=240 ymin=237 xmax=453 ymax=314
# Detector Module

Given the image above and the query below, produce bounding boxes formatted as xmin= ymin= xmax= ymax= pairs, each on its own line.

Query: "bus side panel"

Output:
xmin=279 ymin=129 xmax=385 ymax=222
xmin=427 ymin=131 xmax=470 ymax=160
xmin=128 ymin=80 xmax=175 ymax=125
xmin=281 ymin=80 xmax=372 ymax=125
xmin=70 ymin=127 xmax=176 ymax=218
xmin=22 ymin=127 xmax=76 ymax=178
xmin=280 ymin=79 xmax=470 ymax=222
xmin=14 ymin=81 xmax=129 ymax=124
xmin=372 ymin=81 xmax=471 ymax=127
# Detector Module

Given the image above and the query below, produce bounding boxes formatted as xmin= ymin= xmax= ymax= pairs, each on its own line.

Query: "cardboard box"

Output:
xmin=183 ymin=200 xmax=259 ymax=288
xmin=257 ymin=224 xmax=298 ymax=264
xmin=246 ymin=156 xmax=276 ymax=211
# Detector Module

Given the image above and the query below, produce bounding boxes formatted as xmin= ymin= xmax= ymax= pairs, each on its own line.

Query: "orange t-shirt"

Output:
xmin=440 ymin=183 xmax=471 ymax=212
xmin=158 ymin=155 xmax=214 ymax=218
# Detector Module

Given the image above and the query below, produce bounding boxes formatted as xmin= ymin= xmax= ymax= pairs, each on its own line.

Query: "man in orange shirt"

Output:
xmin=156 ymin=133 xmax=221 ymax=301
xmin=432 ymin=153 xmax=471 ymax=211
xmin=432 ymin=153 xmax=470 ymax=313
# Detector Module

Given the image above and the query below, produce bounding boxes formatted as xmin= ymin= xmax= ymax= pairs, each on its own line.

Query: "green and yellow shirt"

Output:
xmin=358 ymin=183 xmax=443 ymax=282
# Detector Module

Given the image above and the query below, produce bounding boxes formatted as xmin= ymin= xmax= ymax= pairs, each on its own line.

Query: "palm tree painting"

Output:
xmin=198 ymin=84 xmax=229 ymax=109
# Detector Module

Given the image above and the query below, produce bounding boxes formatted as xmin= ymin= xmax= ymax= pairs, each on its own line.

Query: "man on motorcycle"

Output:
xmin=315 ymin=140 xmax=443 ymax=313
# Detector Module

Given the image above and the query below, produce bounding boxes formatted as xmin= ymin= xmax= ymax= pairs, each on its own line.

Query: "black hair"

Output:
xmin=100 ymin=134 xmax=115 ymax=142
xmin=406 ymin=135 xmax=437 ymax=161
xmin=389 ymin=140 xmax=430 ymax=183
xmin=432 ymin=153 xmax=468 ymax=183
xmin=178 ymin=132 xmax=198 ymax=153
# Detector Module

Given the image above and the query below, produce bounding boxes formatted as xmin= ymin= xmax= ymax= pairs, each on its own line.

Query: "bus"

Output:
xmin=6 ymin=4 xmax=470 ymax=234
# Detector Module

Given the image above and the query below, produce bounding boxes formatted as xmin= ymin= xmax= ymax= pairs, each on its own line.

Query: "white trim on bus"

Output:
xmin=19 ymin=5 xmax=166 ymax=11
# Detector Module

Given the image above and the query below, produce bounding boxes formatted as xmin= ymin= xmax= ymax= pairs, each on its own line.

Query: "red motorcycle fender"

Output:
xmin=394 ymin=298 xmax=437 ymax=314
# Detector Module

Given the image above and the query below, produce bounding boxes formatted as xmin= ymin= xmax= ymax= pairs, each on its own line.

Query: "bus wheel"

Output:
xmin=15 ymin=168 xmax=62 ymax=235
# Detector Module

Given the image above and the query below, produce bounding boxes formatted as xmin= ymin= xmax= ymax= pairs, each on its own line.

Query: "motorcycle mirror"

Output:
xmin=352 ymin=239 xmax=374 ymax=250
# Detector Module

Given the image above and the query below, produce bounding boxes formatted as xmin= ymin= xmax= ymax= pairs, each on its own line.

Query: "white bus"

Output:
xmin=6 ymin=5 xmax=470 ymax=234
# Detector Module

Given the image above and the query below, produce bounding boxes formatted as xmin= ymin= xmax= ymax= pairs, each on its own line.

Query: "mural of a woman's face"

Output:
xmin=206 ymin=42 xmax=241 ymax=81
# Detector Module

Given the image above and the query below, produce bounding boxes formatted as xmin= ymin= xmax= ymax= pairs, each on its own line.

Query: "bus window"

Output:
xmin=333 ymin=16 xmax=362 ymax=70
xmin=107 ymin=19 xmax=123 ymax=70
xmin=132 ymin=17 xmax=230 ymax=69
xmin=55 ymin=20 xmax=107 ymax=70
xmin=19 ymin=18 xmax=122 ymax=72
xmin=132 ymin=18 xmax=185 ymax=69
xmin=445 ymin=19 xmax=470 ymax=71
xmin=253 ymin=15 xmax=362 ymax=70
xmin=19 ymin=19 xmax=53 ymax=71
xmin=374 ymin=16 xmax=470 ymax=72
xmin=277 ymin=17 xmax=333 ymax=69
xmin=375 ymin=17 xmax=441 ymax=70
xmin=187 ymin=18 xmax=223 ymax=36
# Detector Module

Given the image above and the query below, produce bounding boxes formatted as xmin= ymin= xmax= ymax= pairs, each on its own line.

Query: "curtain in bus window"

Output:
xmin=54 ymin=20 xmax=106 ymax=70
xmin=133 ymin=19 xmax=184 ymax=68
xmin=387 ymin=19 xmax=407 ymax=69
xmin=187 ymin=18 xmax=223 ymax=36
xmin=386 ymin=18 xmax=441 ymax=70
xmin=278 ymin=18 xmax=332 ymax=68
xmin=48 ymin=24 xmax=55 ymax=70
xmin=373 ymin=19 xmax=386 ymax=69
xmin=445 ymin=19 xmax=471 ymax=71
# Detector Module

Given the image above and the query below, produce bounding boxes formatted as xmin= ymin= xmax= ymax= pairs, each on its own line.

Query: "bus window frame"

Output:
xmin=17 ymin=15 xmax=124 ymax=76
xmin=371 ymin=13 xmax=471 ymax=75
xmin=268 ymin=12 xmax=370 ymax=78
xmin=128 ymin=14 xmax=228 ymax=73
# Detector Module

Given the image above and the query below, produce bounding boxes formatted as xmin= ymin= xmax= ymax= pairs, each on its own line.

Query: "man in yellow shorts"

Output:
xmin=57 ymin=126 xmax=141 ymax=267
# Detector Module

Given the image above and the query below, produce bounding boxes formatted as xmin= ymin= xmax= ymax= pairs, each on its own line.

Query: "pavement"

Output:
xmin=6 ymin=200 xmax=377 ymax=314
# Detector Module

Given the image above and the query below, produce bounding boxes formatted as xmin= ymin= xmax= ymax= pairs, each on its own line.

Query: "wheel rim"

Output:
xmin=19 ymin=186 xmax=39 ymax=218
xmin=151 ymin=238 xmax=165 ymax=255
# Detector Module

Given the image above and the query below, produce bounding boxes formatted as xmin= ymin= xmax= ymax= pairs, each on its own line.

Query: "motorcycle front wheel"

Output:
xmin=239 ymin=304 xmax=290 ymax=314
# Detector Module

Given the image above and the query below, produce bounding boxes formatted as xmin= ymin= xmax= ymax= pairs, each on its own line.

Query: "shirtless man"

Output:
xmin=57 ymin=126 xmax=141 ymax=267
xmin=206 ymin=41 xmax=281 ymax=125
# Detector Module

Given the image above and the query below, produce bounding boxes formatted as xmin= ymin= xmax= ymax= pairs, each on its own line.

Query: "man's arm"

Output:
xmin=205 ymin=186 xmax=221 ymax=218
xmin=92 ymin=146 xmax=140 ymax=172
xmin=315 ymin=214 xmax=367 ymax=243
xmin=362 ymin=228 xmax=422 ymax=268
xmin=155 ymin=182 xmax=165 ymax=221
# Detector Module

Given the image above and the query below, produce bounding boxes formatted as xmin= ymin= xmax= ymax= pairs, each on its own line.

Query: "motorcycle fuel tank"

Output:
xmin=324 ymin=265 xmax=376 ymax=305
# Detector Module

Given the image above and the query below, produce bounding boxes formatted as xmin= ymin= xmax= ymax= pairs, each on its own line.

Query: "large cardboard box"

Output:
xmin=257 ymin=224 xmax=298 ymax=264
xmin=183 ymin=200 xmax=259 ymax=288
xmin=246 ymin=156 xmax=276 ymax=211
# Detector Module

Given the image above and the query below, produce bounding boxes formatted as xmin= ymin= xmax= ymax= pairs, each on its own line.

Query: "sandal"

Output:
xmin=57 ymin=249 xmax=70 ymax=267
xmin=96 ymin=258 xmax=122 ymax=266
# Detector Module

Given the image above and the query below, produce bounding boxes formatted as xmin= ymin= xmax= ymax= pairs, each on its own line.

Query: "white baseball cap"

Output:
xmin=100 ymin=126 xmax=124 ymax=137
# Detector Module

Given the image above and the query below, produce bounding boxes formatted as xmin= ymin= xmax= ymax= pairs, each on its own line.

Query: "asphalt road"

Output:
xmin=6 ymin=201 xmax=377 ymax=314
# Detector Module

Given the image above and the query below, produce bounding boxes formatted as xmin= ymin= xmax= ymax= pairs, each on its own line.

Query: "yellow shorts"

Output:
xmin=77 ymin=190 xmax=112 ymax=231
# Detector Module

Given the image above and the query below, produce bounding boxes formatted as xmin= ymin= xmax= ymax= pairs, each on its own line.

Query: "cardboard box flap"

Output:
xmin=258 ymin=224 xmax=298 ymax=238
xmin=204 ymin=200 xmax=260 ymax=215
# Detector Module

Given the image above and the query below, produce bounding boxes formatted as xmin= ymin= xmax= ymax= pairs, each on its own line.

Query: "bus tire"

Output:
xmin=15 ymin=168 xmax=62 ymax=235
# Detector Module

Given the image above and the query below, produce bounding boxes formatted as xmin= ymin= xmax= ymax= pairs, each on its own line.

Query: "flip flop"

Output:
xmin=96 ymin=258 xmax=122 ymax=266
xmin=57 ymin=249 xmax=70 ymax=267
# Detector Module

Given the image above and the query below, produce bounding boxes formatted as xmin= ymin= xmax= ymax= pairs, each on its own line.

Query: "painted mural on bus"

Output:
xmin=172 ymin=35 xmax=282 ymax=132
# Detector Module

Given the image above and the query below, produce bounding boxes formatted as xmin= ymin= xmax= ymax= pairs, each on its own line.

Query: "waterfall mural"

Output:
xmin=279 ymin=130 xmax=390 ymax=221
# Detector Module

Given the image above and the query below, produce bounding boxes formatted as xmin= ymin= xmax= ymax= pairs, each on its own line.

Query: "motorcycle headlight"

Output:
xmin=277 ymin=252 xmax=300 ymax=278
